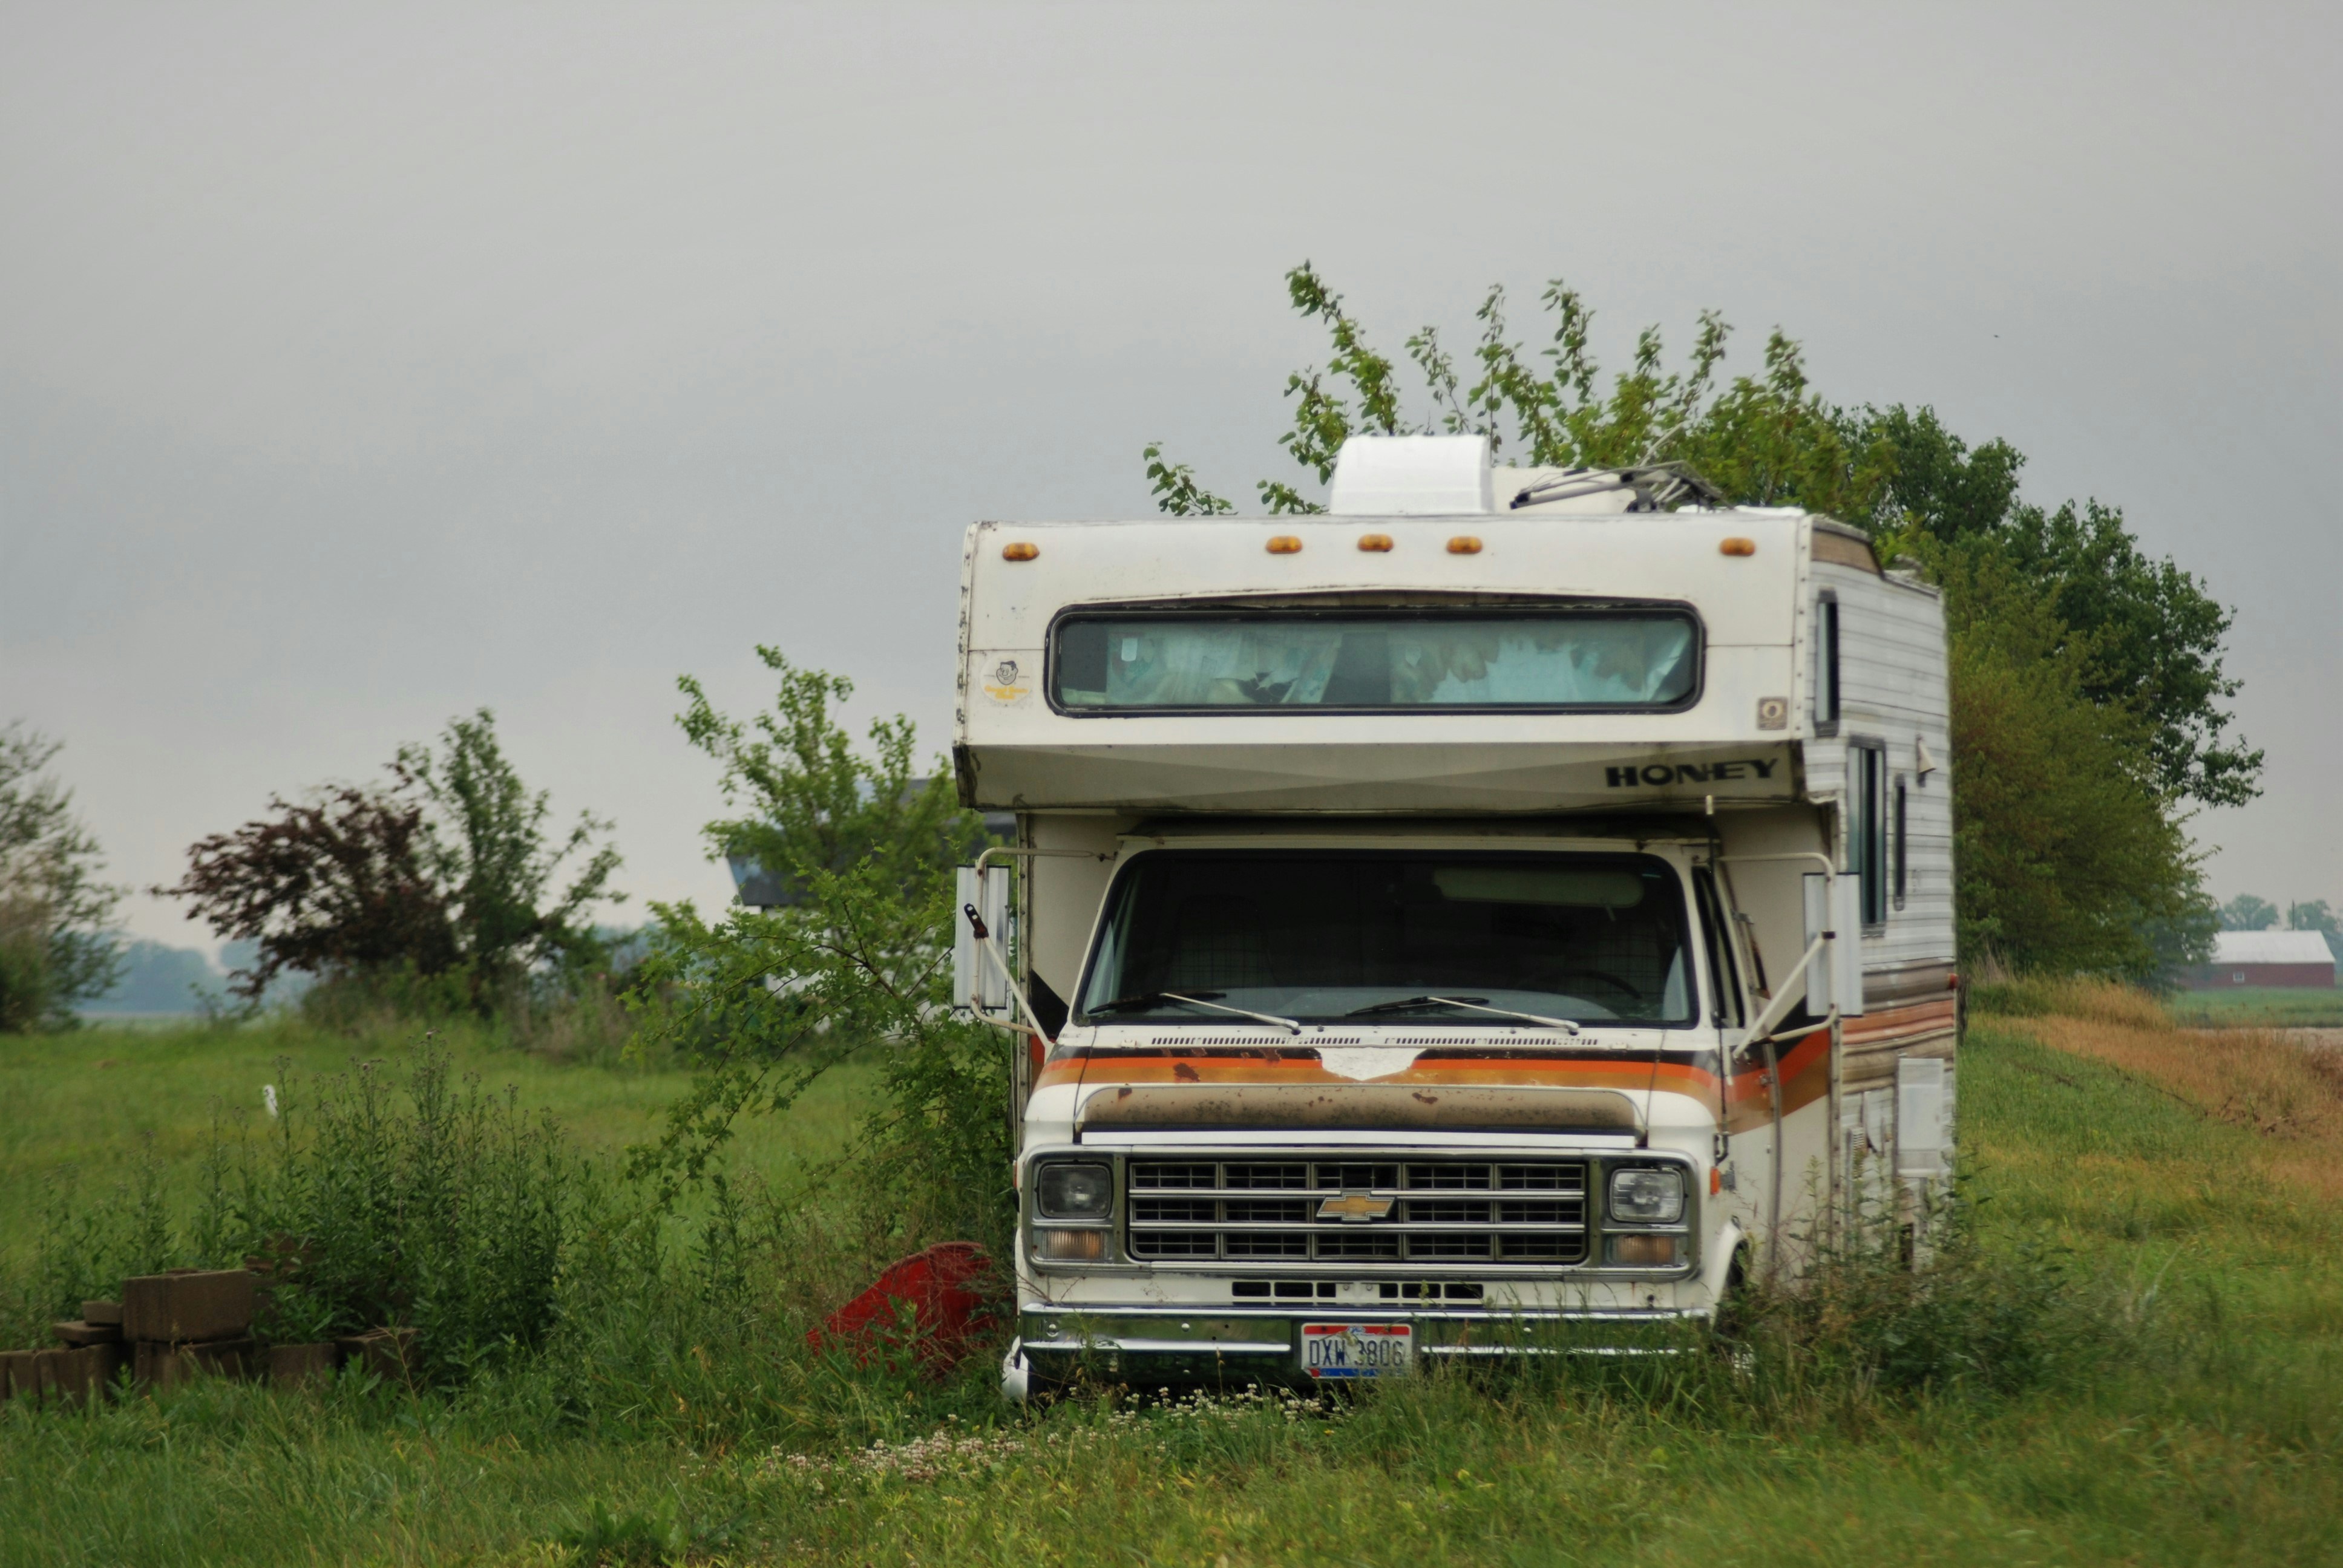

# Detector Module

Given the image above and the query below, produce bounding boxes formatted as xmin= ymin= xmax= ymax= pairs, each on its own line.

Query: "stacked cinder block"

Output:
xmin=2 ymin=1261 xmax=413 ymax=1403
xmin=123 ymin=1269 xmax=258 ymax=1391
xmin=0 ymin=1299 xmax=129 ymax=1408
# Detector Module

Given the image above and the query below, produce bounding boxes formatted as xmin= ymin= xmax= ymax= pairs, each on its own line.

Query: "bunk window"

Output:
xmin=1813 ymin=593 xmax=1841 ymax=736
xmin=1851 ymin=742 xmax=1887 ymax=927
xmin=1049 ymin=609 xmax=1700 ymax=714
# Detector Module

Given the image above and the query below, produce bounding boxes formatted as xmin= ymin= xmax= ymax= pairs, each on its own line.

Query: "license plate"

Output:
xmin=1301 ymin=1323 xmax=1413 ymax=1379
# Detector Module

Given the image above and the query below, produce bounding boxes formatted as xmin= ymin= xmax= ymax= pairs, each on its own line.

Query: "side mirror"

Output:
xmin=1802 ymin=871 xmax=1867 ymax=1019
xmin=952 ymin=865 xmax=1012 ymax=1018
xmin=1801 ymin=874 xmax=1830 ymax=1017
xmin=1831 ymin=871 xmax=1866 ymax=1018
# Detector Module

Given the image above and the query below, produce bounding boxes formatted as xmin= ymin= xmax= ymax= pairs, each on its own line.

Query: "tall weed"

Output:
xmin=189 ymin=1040 xmax=583 ymax=1377
xmin=0 ymin=1137 xmax=174 ymax=1347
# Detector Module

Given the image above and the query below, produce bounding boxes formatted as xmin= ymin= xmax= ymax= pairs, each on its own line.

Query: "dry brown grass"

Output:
xmin=2011 ymin=978 xmax=2343 ymax=1198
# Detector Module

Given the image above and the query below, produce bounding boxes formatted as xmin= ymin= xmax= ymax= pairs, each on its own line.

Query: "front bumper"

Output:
xmin=1006 ymin=1303 xmax=1709 ymax=1395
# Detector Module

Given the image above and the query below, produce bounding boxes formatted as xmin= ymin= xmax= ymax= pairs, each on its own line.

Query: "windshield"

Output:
xmin=1050 ymin=610 xmax=1699 ymax=712
xmin=1075 ymin=851 xmax=1694 ymax=1028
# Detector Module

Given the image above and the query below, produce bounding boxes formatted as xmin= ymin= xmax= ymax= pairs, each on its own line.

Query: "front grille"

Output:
xmin=1125 ymin=1157 xmax=1589 ymax=1267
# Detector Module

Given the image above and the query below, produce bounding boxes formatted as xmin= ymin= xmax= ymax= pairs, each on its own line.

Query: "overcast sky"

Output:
xmin=4 ymin=0 xmax=2336 ymax=954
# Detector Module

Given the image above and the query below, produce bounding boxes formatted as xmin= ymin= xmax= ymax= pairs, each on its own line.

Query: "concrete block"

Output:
xmin=335 ymin=1327 xmax=419 ymax=1382
xmin=43 ymin=1345 xmax=126 ymax=1408
xmin=134 ymin=1337 xmax=257 ymax=1392
xmin=122 ymin=1270 xmax=255 ymax=1344
xmin=132 ymin=1340 xmax=174 ymax=1391
xmin=0 ymin=1349 xmax=38 ymax=1403
xmin=54 ymin=1319 xmax=123 ymax=1347
xmin=267 ymin=1342 xmax=339 ymax=1388
xmin=81 ymin=1300 xmax=123 ymax=1326
xmin=33 ymin=1348 xmax=74 ymax=1405
xmin=186 ymin=1338 xmax=256 ymax=1379
xmin=83 ymin=1342 xmax=129 ymax=1399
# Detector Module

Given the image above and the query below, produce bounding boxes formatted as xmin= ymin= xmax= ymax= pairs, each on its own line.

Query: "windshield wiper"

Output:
xmin=1346 ymin=995 xmax=1579 ymax=1034
xmin=1348 ymin=994 xmax=1488 ymax=1018
xmin=1087 ymin=990 xmax=1302 ymax=1034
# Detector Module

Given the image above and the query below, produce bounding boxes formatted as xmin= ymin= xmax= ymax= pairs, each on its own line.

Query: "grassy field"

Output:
xmin=2 ymin=1000 xmax=2339 ymax=1566
xmin=0 ymin=1015 xmax=879 ymax=1274
xmin=2164 ymin=984 xmax=2343 ymax=1028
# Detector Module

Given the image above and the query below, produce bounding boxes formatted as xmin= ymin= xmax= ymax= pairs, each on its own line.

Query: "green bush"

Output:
xmin=626 ymin=650 xmax=1011 ymax=1265
xmin=1728 ymin=1206 xmax=2096 ymax=1405
xmin=185 ymin=1042 xmax=581 ymax=1377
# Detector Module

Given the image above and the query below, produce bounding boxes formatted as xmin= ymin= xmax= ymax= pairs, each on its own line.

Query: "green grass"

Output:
xmin=2164 ymin=985 xmax=2343 ymax=1028
xmin=2 ymin=1019 xmax=2339 ymax=1566
xmin=0 ymin=1016 xmax=881 ymax=1273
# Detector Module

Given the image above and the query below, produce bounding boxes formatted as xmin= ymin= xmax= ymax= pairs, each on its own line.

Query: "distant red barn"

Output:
xmin=2176 ymin=930 xmax=2338 ymax=990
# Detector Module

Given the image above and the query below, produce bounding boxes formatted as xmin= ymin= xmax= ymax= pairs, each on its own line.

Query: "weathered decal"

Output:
xmin=981 ymin=656 xmax=1032 ymax=705
xmin=1605 ymin=757 xmax=1780 ymax=788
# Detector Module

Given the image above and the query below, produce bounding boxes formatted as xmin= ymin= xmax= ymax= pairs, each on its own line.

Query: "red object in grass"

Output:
xmin=807 ymin=1242 xmax=998 ymax=1377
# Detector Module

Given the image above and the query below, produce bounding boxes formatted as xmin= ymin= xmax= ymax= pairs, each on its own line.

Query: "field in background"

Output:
xmin=0 ymin=1016 xmax=882 ymax=1272
xmin=2 ymin=995 xmax=2340 ymax=1565
xmin=2165 ymin=984 xmax=2343 ymax=1028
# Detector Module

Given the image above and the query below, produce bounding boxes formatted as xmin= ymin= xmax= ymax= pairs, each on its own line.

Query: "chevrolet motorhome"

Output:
xmin=951 ymin=436 xmax=1958 ymax=1394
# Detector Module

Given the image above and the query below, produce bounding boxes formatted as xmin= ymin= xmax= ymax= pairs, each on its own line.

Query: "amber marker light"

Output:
xmin=1356 ymin=533 xmax=1394 ymax=552
xmin=1266 ymin=535 xmax=1303 ymax=554
xmin=1447 ymin=535 xmax=1483 ymax=555
xmin=1032 ymin=1229 xmax=1106 ymax=1262
xmin=1719 ymin=537 xmax=1757 ymax=557
xmin=1001 ymin=541 xmax=1040 ymax=561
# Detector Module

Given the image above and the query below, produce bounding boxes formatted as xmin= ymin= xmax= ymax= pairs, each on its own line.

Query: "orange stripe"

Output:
xmin=1722 ymin=1027 xmax=1831 ymax=1132
xmin=1060 ymin=1053 xmax=1725 ymax=1096
xmin=1041 ymin=1005 xmax=1938 ymax=1132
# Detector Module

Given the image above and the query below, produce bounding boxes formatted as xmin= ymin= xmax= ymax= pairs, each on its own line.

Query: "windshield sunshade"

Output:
xmin=1076 ymin=851 xmax=1694 ymax=1028
xmin=1050 ymin=610 xmax=1699 ymax=712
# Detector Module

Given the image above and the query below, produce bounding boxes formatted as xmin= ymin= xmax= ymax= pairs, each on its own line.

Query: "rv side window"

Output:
xmin=1852 ymin=742 xmax=1887 ymax=927
xmin=1813 ymin=593 xmax=1841 ymax=735
xmin=1893 ymin=775 xmax=1909 ymax=911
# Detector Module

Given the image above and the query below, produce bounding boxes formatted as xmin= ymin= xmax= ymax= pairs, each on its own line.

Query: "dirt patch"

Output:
xmin=2189 ymin=1026 xmax=2343 ymax=1053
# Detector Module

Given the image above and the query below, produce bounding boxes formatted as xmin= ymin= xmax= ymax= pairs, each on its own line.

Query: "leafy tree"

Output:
xmin=2219 ymin=894 xmax=2280 ymax=932
xmin=1856 ymin=406 xmax=2026 ymax=545
xmin=1155 ymin=264 xmax=1886 ymax=522
xmin=163 ymin=784 xmax=457 ymax=1004
xmin=628 ymin=652 xmax=1006 ymax=1250
xmin=1146 ymin=265 xmax=2252 ymax=977
xmin=163 ymin=711 xmax=620 ymax=1012
xmin=677 ymin=653 xmax=975 ymax=913
xmin=395 ymin=710 xmax=624 ymax=1001
xmin=1844 ymin=413 xmax=2258 ymax=809
xmin=1922 ymin=542 xmax=2206 ymax=980
xmin=0 ymin=724 xmax=125 ymax=1031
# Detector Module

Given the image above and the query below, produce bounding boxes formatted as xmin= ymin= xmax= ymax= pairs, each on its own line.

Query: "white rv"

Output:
xmin=952 ymin=436 xmax=1958 ymax=1394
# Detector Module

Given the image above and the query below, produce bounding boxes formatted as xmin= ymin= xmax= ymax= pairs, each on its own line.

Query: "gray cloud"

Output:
xmin=2 ymin=0 xmax=2336 ymax=949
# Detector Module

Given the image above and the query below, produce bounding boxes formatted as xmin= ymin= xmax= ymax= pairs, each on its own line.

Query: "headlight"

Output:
xmin=1608 ymin=1168 xmax=1685 ymax=1226
xmin=1036 ymin=1162 xmax=1113 ymax=1220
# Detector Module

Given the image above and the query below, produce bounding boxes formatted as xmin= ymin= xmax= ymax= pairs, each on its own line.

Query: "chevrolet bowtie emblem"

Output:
xmin=1318 ymin=1192 xmax=1394 ymax=1223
